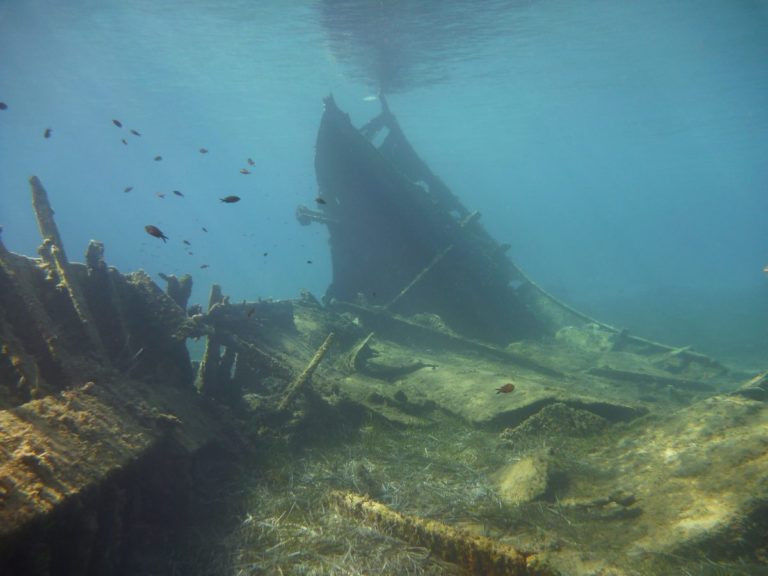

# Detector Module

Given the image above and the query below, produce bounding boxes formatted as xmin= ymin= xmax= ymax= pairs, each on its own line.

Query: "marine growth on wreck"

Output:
xmin=1 ymin=92 xmax=766 ymax=576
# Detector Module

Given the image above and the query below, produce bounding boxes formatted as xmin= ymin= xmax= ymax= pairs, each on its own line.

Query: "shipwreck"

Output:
xmin=0 ymin=96 xmax=766 ymax=576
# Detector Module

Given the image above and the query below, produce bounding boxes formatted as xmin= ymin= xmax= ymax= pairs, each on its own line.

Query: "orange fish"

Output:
xmin=495 ymin=383 xmax=515 ymax=394
xmin=144 ymin=225 xmax=168 ymax=242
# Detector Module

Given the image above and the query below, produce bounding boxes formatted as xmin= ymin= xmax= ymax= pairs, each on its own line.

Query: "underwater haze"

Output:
xmin=1 ymin=0 xmax=766 ymax=366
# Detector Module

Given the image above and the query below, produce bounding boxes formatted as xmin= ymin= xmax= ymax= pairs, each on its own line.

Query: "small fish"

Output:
xmin=307 ymin=259 xmax=313 ymax=264
xmin=130 ymin=129 xmax=141 ymax=136
xmin=246 ymin=307 xmax=256 ymax=318
xmin=145 ymin=225 xmax=168 ymax=242
xmin=200 ymin=264 xmax=209 ymax=269
xmin=315 ymin=197 xmax=327 ymax=205
xmin=44 ymin=128 xmax=52 ymax=139
xmin=155 ymin=192 xmax=165 ymax=199
xmin=121 ymin=138 xmax=128 ymax=145
xmin=182 ymin=240 xmax=191 ymax=246
xmin=123 ymin=186 xmax=133 ymax=193
xmin=220 ymin=195 xmax=241 ymax=203
xmin=173 ymin=190 xmax=184 ymax=197
xmin=247 ymin=157 xmax=255 ymax=166
xmin=154 ymin=155 xmax=162 ymax=161
xmin=112 ymin=119 xmax=123 ymax=128
xmin=202 ymin=227 xmax=208 ymax=232
xmin=240 ymin=168 xmax=251 ymax=175
xmin=199 ymin=147 xmax=208 ymax=154
xmin=263 ymin=252 xmax=268 ymax=257
xmin=0 ymin=102 xmax=8 ymax=110
xmin=495 ymin=383 xmax=515 ymax=394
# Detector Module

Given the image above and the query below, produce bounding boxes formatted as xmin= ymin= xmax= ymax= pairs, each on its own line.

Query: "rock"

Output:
xmin=500 ymin=402 xmax=609 ymax=446
xmin=493 ymin=451 xmax=551 ymax=505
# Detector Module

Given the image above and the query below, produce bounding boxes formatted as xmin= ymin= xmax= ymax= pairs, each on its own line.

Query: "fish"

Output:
xmin=202 ymin=227 xmax=208 ymax=232
xmin=200 ymin=264 xmax=209 ymax=269
xmin=763 ymin=265 xmax=768 ymax=274
xmin=240 ymin=168 xmax=251 ymax=175
xmin=307 ymin=259 xmax=313 ymax=264
xmin=173 ymin=190 xmax=184 ymax=197
xmin=144 ymin=225 xmax=168 ymax=242
xmin=495 ymin=383 xmax=515 ymax=394
xmin=44 ymin=128 xmax=52 ymax=139
xmin=182 ymin=240 xmax=191 ymax=246
xmin=154 ymin=155 xmax=162 ymax=161
xmin=121 ymin=138 xmax=128 ymax=145
xmin=123 ymin=186 xmax=133 ymax=193
xmin=199 ymin=148 xmax=208 ymax=154
xmin=0 ymin=102 xmax=7 ymax=110
xmin=155 ymin=192 xmax=165 ymax=199
xmin=130 ymin=129 xmax=141 ymax=136
xmin=220 ymin=195 xmax=241 ymax=203
xmin=112 ymin=119 xmax=123 ymax=128
xmin=263 ymin=252 xmax=268 ymax=257
xmin=315 ymin=197 xmax=327 ymax=205
xmin=247 ymin=157 xmax=255 ymax=166
xmin=246 ymin=307 xmax=256 ymax=318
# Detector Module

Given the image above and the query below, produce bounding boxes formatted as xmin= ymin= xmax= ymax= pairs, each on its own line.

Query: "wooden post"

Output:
xmin=196 ymin=284 xmax=224 ymax=397
xmin=30 ymin=176 xmax=107 ymax=361
xmin=30 ymin=176 xmax=66 ymax=259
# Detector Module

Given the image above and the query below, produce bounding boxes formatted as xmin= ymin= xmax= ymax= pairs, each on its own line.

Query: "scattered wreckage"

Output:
xmin=0 ymin=97 xmax=765 ymax=575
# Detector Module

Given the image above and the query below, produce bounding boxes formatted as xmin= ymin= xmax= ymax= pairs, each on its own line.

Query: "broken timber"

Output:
xmin=387 ymin=211 xmax=481 ymax=310
xmin=278 ymin=331 xmax=335 ymax=410
xmin=331 ymin=490 xmax=558 ymax=576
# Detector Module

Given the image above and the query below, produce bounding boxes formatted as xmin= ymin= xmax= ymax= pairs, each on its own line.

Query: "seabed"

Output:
xmin=1 ymin=97 xmax=766 ymax=576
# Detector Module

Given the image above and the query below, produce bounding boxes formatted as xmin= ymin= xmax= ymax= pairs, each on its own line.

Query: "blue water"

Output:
xmin=1 ymin=0 xmax=766 ymax=364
